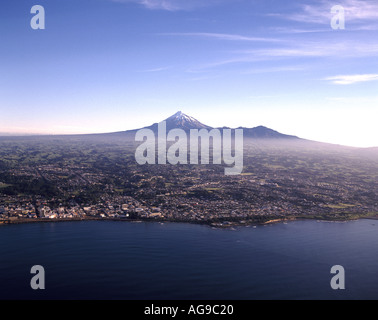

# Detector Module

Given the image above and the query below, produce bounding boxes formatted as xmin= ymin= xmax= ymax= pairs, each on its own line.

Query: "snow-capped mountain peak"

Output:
xmin=163 ymin=111 xmax=212 ymax=131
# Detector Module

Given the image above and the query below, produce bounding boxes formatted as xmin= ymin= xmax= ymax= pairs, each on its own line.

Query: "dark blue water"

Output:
xmin=1 ymin=219 xmax=378 ymax=300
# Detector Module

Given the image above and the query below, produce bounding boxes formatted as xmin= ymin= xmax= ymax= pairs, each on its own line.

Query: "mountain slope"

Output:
xmin=241 ymin=125 xmax=298 ymax=139
xmin=113 ymin=111 xmax=298 ymax=140
xmin=144 ymin=111 xmax=212 ymax=132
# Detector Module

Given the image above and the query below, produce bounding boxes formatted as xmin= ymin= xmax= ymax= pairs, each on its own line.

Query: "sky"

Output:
xmin=1 ymin=0 xmax=378 ymax=147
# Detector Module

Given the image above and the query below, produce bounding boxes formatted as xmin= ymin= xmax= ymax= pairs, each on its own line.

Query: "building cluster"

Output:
xmin=0 ymin=194 xmax=164 ymax=221
xmin=1 ymin=142 xmax=378 ymax=225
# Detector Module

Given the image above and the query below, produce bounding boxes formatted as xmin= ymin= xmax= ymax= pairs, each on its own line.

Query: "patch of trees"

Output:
xmin=1 ymin=177 xmax=58 ymax=197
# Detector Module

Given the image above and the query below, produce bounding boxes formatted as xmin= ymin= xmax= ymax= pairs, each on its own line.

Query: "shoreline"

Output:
xmin=1 ymin=213 xmax=377 ymax=228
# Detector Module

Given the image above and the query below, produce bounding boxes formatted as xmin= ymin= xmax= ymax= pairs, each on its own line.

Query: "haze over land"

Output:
xmin=1 ymin=112 xmax=377 ymax=225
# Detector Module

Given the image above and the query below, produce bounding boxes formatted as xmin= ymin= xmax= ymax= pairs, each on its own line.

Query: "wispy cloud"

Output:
xmin=242 ymin=65 xmax=306 ymax=74
xmin=186 ymin=39 xmax=378 ymax=72
xmin=282 ymin=0 xmax=378 ymax=27
xmin=111 ymin=0 xmax=231 ymax=11
xmin=160 ymin=32 xmax=281 ymax=42
xmin=238 ymin=40 xmax=378 ymax=59
xmin=269 ymin=27 xmax=331 ymax=34
xmin=324 ymin=74 xmax=378 ymax=85
xmin=138 ymin=66 xmax=171 ymax=72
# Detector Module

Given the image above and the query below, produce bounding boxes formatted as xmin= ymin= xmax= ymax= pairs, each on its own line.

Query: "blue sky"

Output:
xmin=1 ymin=0 xmax=378 ymax=147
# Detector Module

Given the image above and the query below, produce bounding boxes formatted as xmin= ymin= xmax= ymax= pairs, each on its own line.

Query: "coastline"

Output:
xmin=1 ymin=212 xmax=377 ymax=228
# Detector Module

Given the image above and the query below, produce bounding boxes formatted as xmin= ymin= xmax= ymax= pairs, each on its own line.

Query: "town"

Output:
xmin=0 ymin=136 xmax=378 ymax=226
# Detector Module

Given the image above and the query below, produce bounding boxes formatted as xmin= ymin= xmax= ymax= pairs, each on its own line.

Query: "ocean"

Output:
xmin=1 ymin=219 xmax=377 ymax=300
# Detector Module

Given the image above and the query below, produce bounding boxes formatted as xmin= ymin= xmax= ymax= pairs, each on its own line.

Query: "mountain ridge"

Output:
xmin=116 ymin=111 xmax=299 ymax=140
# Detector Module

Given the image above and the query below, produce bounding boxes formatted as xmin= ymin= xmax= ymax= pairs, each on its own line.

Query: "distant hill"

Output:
xmin=111 ymin=111 xmax=299 ymax=140
xmin=238 ymin=125 xmax=298 ymax=139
